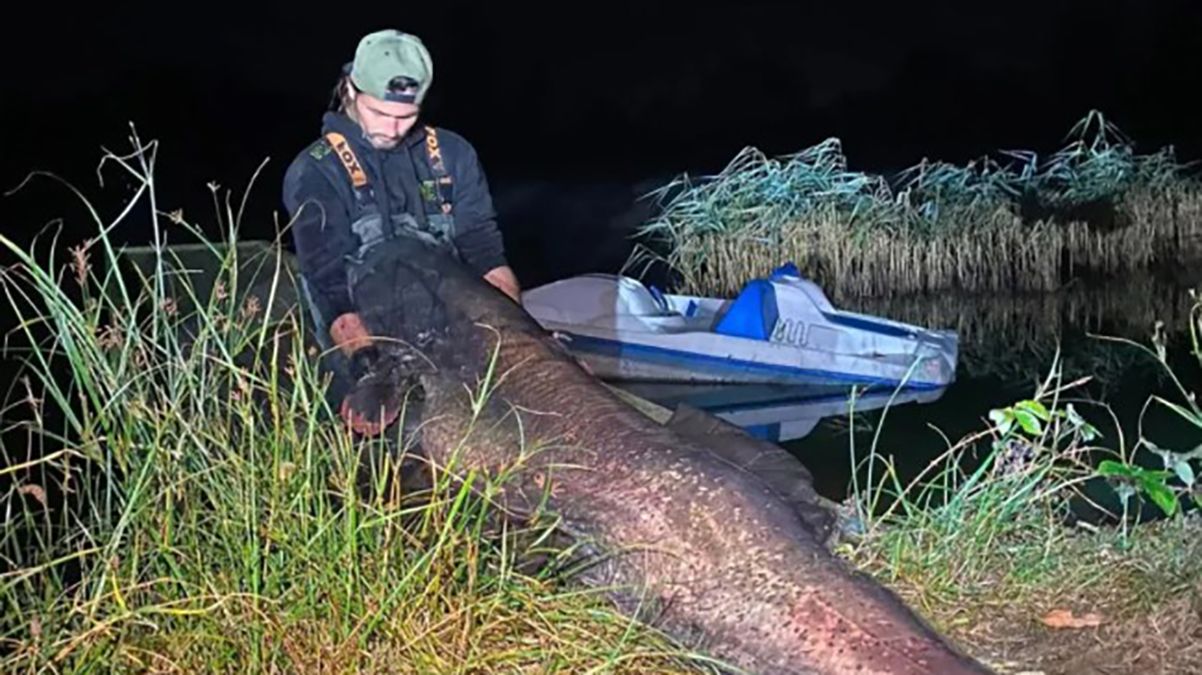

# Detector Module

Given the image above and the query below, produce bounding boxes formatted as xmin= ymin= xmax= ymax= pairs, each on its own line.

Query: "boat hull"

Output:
xmin=542 ymin=321 xmax=956 ymax=390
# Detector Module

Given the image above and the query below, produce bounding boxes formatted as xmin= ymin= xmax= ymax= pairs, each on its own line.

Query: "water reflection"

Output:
xmin=619 ymin=381 xmax=947 ymax=443
xmin=838 ymin=271 xmax=1197 ymax=384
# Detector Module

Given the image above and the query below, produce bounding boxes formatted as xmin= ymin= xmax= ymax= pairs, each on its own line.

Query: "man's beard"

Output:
xmin=367 ymin=134 xmax=400 ymax=149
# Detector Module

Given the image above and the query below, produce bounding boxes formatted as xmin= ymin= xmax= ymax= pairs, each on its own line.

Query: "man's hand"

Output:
xmin=331 ymin=312 xmax=400 ymax=435
xmin=330 ymin=312 xmax=372 ymax=356
xmin=483 ymin=265 xmax=522 ymax=303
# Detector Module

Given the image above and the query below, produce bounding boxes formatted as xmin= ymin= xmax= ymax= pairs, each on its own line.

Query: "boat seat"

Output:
xmin=522 ymin=274 xmax=684 ymax=330
xmin=713 ymin=279 xmax=779 ymax=340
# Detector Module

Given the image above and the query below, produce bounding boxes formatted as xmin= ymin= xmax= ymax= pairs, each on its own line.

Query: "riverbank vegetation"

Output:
xmin=0 ymin=135 xmax=711 ymax=673
xmin=625 ymin=110 xmax=1202 ymax=301
xmin=4 ymin=125 xmax=1200 ymax=675
xmin=839 ymin=297 xmax=1202 ymax=673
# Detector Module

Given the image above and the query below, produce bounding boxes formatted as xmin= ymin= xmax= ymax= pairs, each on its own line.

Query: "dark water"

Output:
xmin=612 ymin=272 xmax=1202 ymax=516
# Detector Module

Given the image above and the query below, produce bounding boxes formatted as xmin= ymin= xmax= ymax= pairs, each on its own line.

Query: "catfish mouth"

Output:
xmin=331 ymin=234 xmax=478 ymax=493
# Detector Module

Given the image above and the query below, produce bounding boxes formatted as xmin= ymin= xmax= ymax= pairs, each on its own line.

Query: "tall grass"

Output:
xmin=626 ymin=110 xmax=1202 ymax=298
xmin=0 ymin=128 xmax=710 ymax=673
xmin=837 ymin=291 xmax=1202 ymax=672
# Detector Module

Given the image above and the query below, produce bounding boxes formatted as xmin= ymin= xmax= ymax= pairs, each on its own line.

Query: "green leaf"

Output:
xmin=1097 ymin=459 xmax=1137 ymax=479
xmin=1079 ymin=423 xmax=1100 ymax=442
xmin=1013 ymin=409 xmax=1043 ymax=436
xmin=988 ymin=409 xmax=1014 ymax=436
xmin=1065 ymin=404 xmax=1101 ymax=441
xmin=1016 ymin=399 xmax=1051 ymax=421
xmin=1173 ymin=460 xmax=1196 ymax=487
xmin=1141 ymin=480 xmax=1179 ymax=517
xmin=1144 ymin=468 xmax=1175 ymax=482
xmin=1066 ymin=403 xmax=1082 ymax=423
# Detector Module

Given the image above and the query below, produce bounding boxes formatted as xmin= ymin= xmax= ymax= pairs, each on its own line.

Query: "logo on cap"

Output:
xmin=385 ymin=75 xmax=421 ymax=103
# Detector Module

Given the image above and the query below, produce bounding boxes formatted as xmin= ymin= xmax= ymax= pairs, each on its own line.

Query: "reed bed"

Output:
xmin=627 ymin=111 xmax=1202 ymax=298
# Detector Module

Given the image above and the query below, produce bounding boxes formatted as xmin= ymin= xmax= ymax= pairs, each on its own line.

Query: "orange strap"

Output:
xmin=324 ymin=132 xmax=368 ymax=188
xmin=423 ymin=126 xmax=454 ymax=215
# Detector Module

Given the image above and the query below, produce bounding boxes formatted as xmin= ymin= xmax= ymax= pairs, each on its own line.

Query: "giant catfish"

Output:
xmin=342 ymin=234 xmax=993 ymax=675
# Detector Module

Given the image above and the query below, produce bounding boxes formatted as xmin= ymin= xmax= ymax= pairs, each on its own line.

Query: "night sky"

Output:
xmin=2 ymin=0 xmax=1201 ymax=287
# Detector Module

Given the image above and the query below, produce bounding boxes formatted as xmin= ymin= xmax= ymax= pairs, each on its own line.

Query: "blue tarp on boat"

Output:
xmin=770 ymin=261 xmax=801 ymax=279
xmin=714 ymin=279 xmax=779 ymax=340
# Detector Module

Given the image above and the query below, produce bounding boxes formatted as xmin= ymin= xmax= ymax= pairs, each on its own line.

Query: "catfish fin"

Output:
xmin=665 ymin=403 xmax=839 ymax=544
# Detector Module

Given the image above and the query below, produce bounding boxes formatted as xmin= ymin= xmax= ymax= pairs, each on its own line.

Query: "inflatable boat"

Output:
xmin=520 ymin=263 xmax=958 ymax=390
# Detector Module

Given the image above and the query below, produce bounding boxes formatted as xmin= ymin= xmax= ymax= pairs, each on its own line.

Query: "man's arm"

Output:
xmin=443 ymin=131 xmax=521 ymax=300
xmin=282 ymin=155 xmax=367 ymax=355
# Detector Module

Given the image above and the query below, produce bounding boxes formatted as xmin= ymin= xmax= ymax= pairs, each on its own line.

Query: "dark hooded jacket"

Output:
xmin=282 ymin=111 xmax=508 ymax=326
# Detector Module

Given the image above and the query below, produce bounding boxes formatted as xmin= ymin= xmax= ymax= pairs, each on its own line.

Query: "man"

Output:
xmin=282 ymin=28 xmax=521 ymax=435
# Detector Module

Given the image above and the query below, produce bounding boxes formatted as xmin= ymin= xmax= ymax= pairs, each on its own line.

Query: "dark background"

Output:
xmin=1 ymin=0 xmax=1200 ymax=289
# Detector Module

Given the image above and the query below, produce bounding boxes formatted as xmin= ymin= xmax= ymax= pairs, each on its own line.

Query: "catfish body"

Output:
xmin=349 ymin=236 xmax=992 ymax=674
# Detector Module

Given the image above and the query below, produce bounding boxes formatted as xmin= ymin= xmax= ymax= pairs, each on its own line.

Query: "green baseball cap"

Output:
xmin=348 ymin=29 xmax=434 ymax=105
